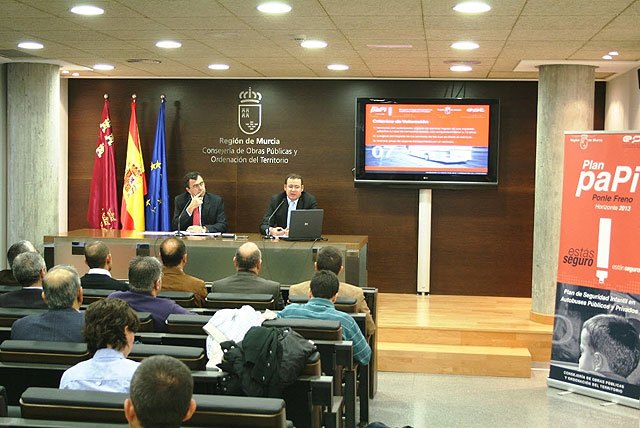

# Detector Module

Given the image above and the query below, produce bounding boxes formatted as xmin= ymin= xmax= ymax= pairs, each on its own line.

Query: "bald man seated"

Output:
xmin=80 ymin=241 xmax=128 ymax=291
xmin=159 ymin=237 xmax=207 ymax=307
xmin=210 ymin=242 xmax=284 ymax=309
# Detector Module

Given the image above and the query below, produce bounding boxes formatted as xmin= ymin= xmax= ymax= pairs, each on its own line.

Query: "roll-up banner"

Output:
xmin=549 ymin=131 xmax=640 ymax=408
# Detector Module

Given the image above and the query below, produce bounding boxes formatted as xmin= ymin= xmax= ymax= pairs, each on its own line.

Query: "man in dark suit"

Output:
xmin=11 ymin=264 xmax=85 ymax=342
xmin=172 ymin=171 xmax=228 ymax=233
xmin=0 ymin=251 xmax=47 ymax=308
xmin=80 ymin=241 xmax=128 ymax=291
xmin=259 ymin=173 xmax=318 ymax=236
xmin=0 ymin=240 xmax=37 ymax=285
xmin=211 ymin=242 xmax=284 ymax=309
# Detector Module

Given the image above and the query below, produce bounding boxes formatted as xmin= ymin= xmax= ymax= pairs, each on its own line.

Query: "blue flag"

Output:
xmin=145 ymin=98 xmax=170 ymax=231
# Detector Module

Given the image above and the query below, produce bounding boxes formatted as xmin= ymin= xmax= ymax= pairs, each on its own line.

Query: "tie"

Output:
xmin=287 ymin=200 xmax=296 ymax=228
xmin=192 ymin=206 xmax=201 ymax=226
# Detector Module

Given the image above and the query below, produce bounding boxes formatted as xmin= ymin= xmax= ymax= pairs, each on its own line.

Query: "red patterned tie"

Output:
xmin=192 ymin=206 xmax=201 ymax=226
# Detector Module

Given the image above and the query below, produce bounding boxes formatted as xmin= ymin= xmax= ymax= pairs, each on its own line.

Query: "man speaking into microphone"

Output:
xmin=172 ymin=171 xmax=228 ymax=233
xmin=259 ymin=173 xmax=317 ymax=237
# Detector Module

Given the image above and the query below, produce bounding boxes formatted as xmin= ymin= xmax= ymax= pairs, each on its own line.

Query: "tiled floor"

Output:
xmin=368 ymin=368 xmax=640 ymax=428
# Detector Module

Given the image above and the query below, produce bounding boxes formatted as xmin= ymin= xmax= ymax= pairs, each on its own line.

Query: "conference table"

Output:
xmin=49 ymin=230 xmax=368 ymax=286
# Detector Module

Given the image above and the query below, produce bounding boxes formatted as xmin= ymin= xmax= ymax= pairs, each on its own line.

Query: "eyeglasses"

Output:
xmin=286 ymin=185 xmax=302 ymax=190
xmin=191 ymin=181 xmax=205 ymax=189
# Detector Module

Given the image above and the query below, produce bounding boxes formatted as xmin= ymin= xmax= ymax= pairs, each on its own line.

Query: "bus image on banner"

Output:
xmin=406 ymin=145 xmax=473 ymax=164
xmin=549 ymin=131 xmax=640 ymax=409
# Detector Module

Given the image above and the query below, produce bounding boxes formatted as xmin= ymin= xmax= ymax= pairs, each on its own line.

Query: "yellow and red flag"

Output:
xmin=120 ymin=95 xmax=147 ymax=231
xmin=87 ymin=95 xmax=119 ymax=229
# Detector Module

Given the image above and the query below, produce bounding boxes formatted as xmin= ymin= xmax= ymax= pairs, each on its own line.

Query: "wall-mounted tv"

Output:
xmin=354 ymin=98 xmax=500 ymax=188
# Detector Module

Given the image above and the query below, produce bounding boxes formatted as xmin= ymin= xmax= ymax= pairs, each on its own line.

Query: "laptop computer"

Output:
xmin=282 ymin=209 xmax=324 ymax=241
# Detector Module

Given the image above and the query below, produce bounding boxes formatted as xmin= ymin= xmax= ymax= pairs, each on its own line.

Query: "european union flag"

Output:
xmin=145 ymin=97 xmax=170 ymax=231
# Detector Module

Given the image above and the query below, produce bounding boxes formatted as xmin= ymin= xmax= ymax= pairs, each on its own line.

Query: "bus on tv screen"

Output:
xmin=354 ymin=98 xmax=500 ymax=188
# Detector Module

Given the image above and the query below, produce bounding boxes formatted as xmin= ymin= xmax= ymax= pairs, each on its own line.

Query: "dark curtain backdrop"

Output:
xmin=68 ymin=79 xmax=605 ymax=296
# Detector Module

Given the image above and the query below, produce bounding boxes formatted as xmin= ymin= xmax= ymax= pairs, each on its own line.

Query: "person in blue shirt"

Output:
xmin=278 ymin=270 xmax=371 ymax=365
xmin=60 ymin=297 xmax=140 ymax=392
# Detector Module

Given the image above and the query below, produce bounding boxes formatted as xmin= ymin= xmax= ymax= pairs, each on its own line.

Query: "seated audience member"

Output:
xmin=578 ymin=314 xmax=640 ymax=381
xmin=124 ymin=355 xmax=197 ymax=428
xmin=211 ymin=242 xmax=284 ymax=309
xmin=11 ymin=265 xmax=85 ymax=342
xmin=0 ymin=251 xmax=47 ymax=308
xmin=108 ymin=256 xmax=189 ymax=332
xmin=0 ymin=240 xmax=37 ymax=285
xmin=60 ymin=298 xmax=140 ymax=392
xmin=80 ymin=241 xmax=128 ymax=291
xmin=259 ymin=173 xmax=318 ymax=237
xmin=159 ymin=237 xmax=207 ymax=307
xmin=279 ymin=270 xmax=371 ymax=365
xmin=289 ymin=246 xmax=375 ymax=336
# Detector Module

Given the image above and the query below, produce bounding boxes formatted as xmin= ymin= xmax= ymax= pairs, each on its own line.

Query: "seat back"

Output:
xmin=288 ymin=295 xmax=357 ymax=313
xmin=205 ymin=292 xmax=275 ymax=310
xmin=263 ymin=318 xmax=342 ymax=341
xmin=136 ymin=311 xmax=154 ymax=332
xmin=158 ymin=291 xmax=196 ymax=308
xmin=81 ymin=288 xmax=113 ymax=304
xmin=19 ymin=387 xmax=288 ymax=428
xmin=0 ymin=308 xmax=47 ymax=327
xmin=165 ymin=313 xmax=211 ymax=334
xmin=0 ymin=340 xmax=89 ymax=364
xmin=129 ymin=343 xmax=206 ymax=370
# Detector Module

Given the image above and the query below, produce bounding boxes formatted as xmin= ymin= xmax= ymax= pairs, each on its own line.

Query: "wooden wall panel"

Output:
xmin=67 ymin=79 xmax=605 ymax=296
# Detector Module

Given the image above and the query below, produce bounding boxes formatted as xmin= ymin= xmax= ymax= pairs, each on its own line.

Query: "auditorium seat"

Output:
xmin=165 ymin=313 xmax=211 ymax=334
xmin=128 ymin=343 xmax=206 ymax=370
xmin=81 ymin=288 xmax=113 ymax=304
xmin=0 ymin=308 xmax=47 ymax=327
xmin=0 ymin=341 xmax=89 ymax=365
xmin=263 ymin=318 xmax=343 ymax=340
xmin=158 ymin=290 xmax=196 ymax=308
xmin=205 ymin=292 xmax=275 ymax=310
xmin=135 ymin=311 xmax=154 ymax=332
xmin=0 ymin=285 xmax=21 ymax=294
xmin=287 ymin=295 xmax=358 ymax=313
xmin=19 ymin=387 xmax=292 ymax=428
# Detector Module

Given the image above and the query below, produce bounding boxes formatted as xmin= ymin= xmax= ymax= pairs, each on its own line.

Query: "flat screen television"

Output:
xmin=354 ymin=98 xmax=500 ymax=188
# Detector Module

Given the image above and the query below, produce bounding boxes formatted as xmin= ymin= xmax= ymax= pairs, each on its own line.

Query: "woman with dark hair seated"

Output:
xmin=60 ymin=298 xmax=140 ymax=392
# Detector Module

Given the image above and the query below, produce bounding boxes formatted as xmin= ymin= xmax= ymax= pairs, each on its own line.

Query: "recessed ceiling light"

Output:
xmin=451 ymin=41 xmax=479 ymax=50
xmin=257 ymin=2 xmax=292 ymax=14
xmin=71 ymin=72 xmax=80 ymax=77
xmin=17 ymin=41 xmax=43 ymax=50
xmin=70 ymin=5 xmax=104 ymax=15
xmin=366 ymin=44 xmax=413 ymax=49
xmin=602 ymin=54 xmax=613 ymax=60
xmin=61 ymin=70 xmax=70 ymax=74
xmin=156 ymin=40 xmax=182 ymax=49
xmin=93 ymin=63 xmax=114 ymax=71
xmin=608 ymin=51 xmax=619 ymax=56
xmin=450 ymin=64 xmax=473 ymax=72
xmin=300 ymin=40 xmax=327 ymax=49
xmin=453 ymin=1 xmax=491 ymax=13
xmin=327 ymin=64 xmax=349 ymax=71
xmin=208 ymin=63 xmax=230 ymax=70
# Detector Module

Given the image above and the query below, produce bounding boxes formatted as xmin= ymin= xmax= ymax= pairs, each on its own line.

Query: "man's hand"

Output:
xmin=186 ymin=225 xmax=207 ymax=233
xmin=187 ymin=191 xmax=204 ymax=214
xmin=270 ymin=227 xmax=289 ymax=237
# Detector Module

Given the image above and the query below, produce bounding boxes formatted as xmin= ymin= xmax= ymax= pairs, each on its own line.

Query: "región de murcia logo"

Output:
xmin=238 ymin=87 xmax=262 ymax=135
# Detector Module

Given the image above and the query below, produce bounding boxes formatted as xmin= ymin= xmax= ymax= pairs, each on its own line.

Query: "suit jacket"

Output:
xmin=161 ymin=266 xmax=207 ymax=307
xmin=172 ymin=192 xmax=228 ymax=233
xmin=0 ymin=269 xmax=18 ymax=286
xmin=259 ymin=191 xmax=318 ymax=235
xmin=289 ymin=280 xmax=376 ymax=336
xmin=11 ymin=308 xmax=85 ymax=342
xmin=81 ymin=273 xmax=129 ymax=291
xmin=0 ymin=287 xmax=47 ymax=309
xmin=212 ymin=271 xmax=284 ymax=309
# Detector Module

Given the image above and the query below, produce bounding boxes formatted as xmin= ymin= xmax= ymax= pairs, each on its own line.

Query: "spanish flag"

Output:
xmin=121 ymin=95 xmax=147 ymax=231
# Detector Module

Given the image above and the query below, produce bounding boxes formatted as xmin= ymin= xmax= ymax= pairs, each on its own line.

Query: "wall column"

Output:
xmin=6 ymin=63 xmax=60 ymax=252
xmin=531 ymin=64 xmax=595 ymax=321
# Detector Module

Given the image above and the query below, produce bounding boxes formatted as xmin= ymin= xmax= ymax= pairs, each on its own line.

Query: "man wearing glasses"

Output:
xmin=260 ymin=173 xmax=317 ymax=237
xmin=172 ymin=171 xmax=228 ymax=233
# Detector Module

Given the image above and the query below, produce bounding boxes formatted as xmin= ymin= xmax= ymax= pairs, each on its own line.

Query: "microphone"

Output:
xmin=175 ymin=196 xmax=191 ymax=237
xmin=265 ymin=197 xmax=286 ymax=237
